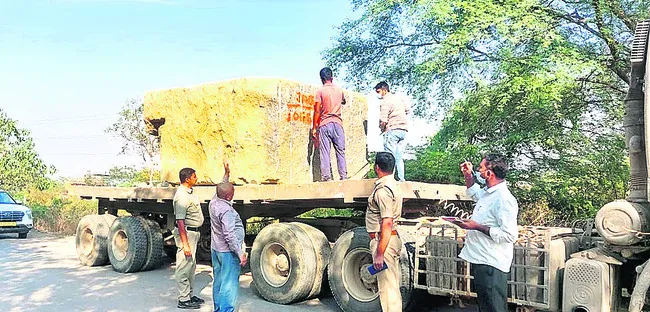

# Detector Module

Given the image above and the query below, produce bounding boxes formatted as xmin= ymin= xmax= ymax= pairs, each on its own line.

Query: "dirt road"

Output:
xmin=0 ymin=231 xmax=475 ymax=312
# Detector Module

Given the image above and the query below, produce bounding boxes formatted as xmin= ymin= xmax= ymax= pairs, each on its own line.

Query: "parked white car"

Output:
xmin=0 ymin=190 xmax=33 ymax=238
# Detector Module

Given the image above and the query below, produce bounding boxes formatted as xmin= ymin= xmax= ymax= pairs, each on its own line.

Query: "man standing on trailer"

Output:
xmin=457 ymin=154 xmax=519 ymax=312
xmin=365 ymin=152 xmax=403 ymax=312
xmin=311 ymin=67 xmax=348 ymax=181
xmin=374 ymin=81 xmax=409 ymax=182
xmin=173 ymin=167 xmax=205 ymax=309
xmin=209 ymin=161 xmax=247 ymax=312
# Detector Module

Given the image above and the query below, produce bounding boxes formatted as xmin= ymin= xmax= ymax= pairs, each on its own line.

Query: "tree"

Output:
xmin=104 ymin=165 xmax=162 ymax=187
xmin=0 ymin=108 xmax=55 ymax=193
xmin=325 ymin=0 xmax=648 ymax=115
xmin=105 ymin=166 xmax=137 ymax=187
xmin=106 ymin=98 xmax=160 ymax=185
xmin=324 ymin=0 xmax=648 ymax=221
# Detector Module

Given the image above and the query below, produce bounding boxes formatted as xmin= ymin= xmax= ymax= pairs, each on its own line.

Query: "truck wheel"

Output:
xmin=328 ymin=227 xmax=380 ymax=312
xmin=196 ymin=222 xmax=212 ymax=263
xmin=328 ymin=227 xmax=418 ymax=312
xmin=138 ymin=217 xmax=164 ymax=271
xmin=76 ymin=214 xmax=113 ymax=266
xmin=18 ymin=232 xmax=27 ymax=239
xmin=108 ymin=216 xmax=148 ymax=273
xmin=290 ymin=222 xmax=332 ymax=299
xmin=250 ymin=223 xmax=317 ymax=304
xmin=164 ymin=245 xmax=177 ymax=260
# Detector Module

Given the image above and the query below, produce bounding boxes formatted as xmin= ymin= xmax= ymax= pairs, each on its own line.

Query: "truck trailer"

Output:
xmin=69 ymin=20 xmax=650 ymax=312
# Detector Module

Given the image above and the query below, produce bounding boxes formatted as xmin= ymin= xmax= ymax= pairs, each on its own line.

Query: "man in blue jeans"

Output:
xmin=375 ymin=81 xmax=409 ymax=181
xmin=208 ymin=162 xmax=246 ymax=312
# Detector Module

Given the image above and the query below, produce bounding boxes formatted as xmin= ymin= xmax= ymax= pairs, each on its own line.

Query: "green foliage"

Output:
xmin=298 ymin=208 xmax=362 ymax=218
xmin=106 ymin=98 xmax=160 ymax=184
xmin=103 ymin=166 xmax=161 ymax=187
xmin=0 ymin=108 xmax=55 ymax=193
xmin=326 ymin=0 xmax=642 ymax=223
xmin=106 ymin=166 xmax=137 ymax=186
xmin=24 ymin=183 xmax=97 ymax=234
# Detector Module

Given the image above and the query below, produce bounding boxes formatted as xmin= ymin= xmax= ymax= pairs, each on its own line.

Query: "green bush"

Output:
xmin=24 ymin=184 xmax=97 ymax=235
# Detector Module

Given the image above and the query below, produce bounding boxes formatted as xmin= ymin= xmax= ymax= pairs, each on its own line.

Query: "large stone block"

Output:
xmin=144 ymin=78 xmax=369 ymax=184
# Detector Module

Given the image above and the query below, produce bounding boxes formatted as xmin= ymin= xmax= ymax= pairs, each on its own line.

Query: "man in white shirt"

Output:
xmin=456 ymin=154 xmax=518 ymax=312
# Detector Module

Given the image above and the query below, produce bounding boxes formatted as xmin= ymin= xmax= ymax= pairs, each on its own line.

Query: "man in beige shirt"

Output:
xmin=375 ymin=81 xmax=409 ymax=182
xmin=365 ymin=152 xmax=403 ymax=312
xmin=173 ymin=167 xmax=205 ymax=309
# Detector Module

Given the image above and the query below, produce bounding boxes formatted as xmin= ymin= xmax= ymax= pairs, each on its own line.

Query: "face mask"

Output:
xmin=473 ymin=171 xmax=487 ymax=185
xmin=376 ymin=92 xmax=383 ymax=99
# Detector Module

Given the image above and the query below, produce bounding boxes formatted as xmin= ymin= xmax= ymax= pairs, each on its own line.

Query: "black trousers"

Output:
xmin=471 ymin=263 xmax=509 ymax=312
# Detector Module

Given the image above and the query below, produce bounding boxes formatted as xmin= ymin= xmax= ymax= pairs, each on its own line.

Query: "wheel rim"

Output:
xmin=112 ymin=229 xmax=129 ymax=261
xmin=260 ymin=242 xmax=291 ymax=287
xmin=342 ymin=247 xmax=379 ymax=302
xmin=81 ymin=227 xmax=94 ymax=256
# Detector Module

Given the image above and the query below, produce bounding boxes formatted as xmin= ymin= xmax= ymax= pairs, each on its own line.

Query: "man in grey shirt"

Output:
xmin=209 ymin=161 xmax=246 ymax=312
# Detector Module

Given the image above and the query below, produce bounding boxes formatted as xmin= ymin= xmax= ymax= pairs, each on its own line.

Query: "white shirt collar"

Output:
xmin=486 ymin=180 xmax=507 ymax=193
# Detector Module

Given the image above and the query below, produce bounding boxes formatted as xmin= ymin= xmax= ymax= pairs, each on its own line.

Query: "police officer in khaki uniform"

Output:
xmin=366 ymin=152 xmax=403 ymax=312
xmin=173 ymin=168 xmax=205 ymax=309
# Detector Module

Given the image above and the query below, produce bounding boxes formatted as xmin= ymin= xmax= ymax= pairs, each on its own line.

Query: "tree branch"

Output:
xmin=382 ymin=41 xmax=437 ymax=49
xmin=592 ymin=0 xmax=630 ymax=85
xmin=603 ymin=0 xmax=635 ymax=31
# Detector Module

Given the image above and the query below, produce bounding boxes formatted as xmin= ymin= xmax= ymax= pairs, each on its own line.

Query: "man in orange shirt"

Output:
xmin=311 ymin=67 xmax=347 ymax=181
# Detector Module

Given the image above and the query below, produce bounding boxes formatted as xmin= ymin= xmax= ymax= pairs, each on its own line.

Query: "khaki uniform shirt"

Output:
xmin=173 ymin=185 xmax=204 ymax=227
xmin=365 ymin=175 xmax=402 ymax=233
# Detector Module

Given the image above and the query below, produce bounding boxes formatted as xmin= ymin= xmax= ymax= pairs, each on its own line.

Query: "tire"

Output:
xmin=138 ymin=217 xmax=164 ymax=271
xmin=107 ymin=216 xmax=148 ymax=273
xmin=250 ymin=223 xmax=317 ymax=304
xmin=328 ymin=227 xmax=418 ymax=312
xmin=75 ymin=214 xmax=114 ymax=266
xmin=101 ymin=214 xmax=117 ymax=228
xmin=328 ymin=227 xmax=379 ymax=312
xmin=290 ymin=222 xmax=332 ymax=299
xmin=196 ymin=222 xmax=212 ymax=263
xmin=164 ymin=245 xmax=177 ymax=260
xmin=18 ymin=232 xmax=27 ymax=239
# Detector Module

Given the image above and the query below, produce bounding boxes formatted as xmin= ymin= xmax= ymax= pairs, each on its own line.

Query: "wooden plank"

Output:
xmin=67 ymin=179 xmax=471 ymax=204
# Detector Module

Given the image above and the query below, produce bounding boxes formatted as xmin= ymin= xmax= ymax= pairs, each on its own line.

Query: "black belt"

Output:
xmin=176 ymin=225 xmax=200 ymax=232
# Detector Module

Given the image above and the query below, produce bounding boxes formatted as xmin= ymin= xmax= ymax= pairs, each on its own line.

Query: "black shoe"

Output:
xmin=177 ymin=300 xmax=200 ymax=309
xmin=190 ymin=296 xmax=205 ymax=304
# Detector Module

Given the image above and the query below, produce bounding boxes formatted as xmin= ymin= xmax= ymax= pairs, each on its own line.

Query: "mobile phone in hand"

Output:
xmin=368 ymin=262 xmax=388 ymax=275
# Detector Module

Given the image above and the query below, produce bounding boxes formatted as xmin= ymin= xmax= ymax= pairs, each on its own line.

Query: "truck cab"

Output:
xmin=562 ymin=20 xmax=650 ymax=312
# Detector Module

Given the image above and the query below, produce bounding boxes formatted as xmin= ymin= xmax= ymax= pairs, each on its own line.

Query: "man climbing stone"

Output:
xmin=312 ymin=67 xmax=348 ymax=181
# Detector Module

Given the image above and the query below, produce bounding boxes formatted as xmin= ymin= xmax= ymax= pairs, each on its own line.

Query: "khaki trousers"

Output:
xmin=370 ymin=235 xmax=402 ymax=312
xmin=173 ymin=229 xmax=200 ymax=302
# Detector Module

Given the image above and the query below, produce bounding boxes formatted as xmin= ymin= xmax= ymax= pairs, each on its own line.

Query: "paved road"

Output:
xmin=0 ymin=231 xmax=476 ymax=312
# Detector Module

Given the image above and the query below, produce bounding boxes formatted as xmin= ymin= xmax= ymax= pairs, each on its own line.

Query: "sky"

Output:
xmin=0 ymin=0 xmax=437 ymax=178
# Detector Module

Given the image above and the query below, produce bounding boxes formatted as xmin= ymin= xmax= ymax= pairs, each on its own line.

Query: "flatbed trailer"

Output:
xmin=69 ymin=179 xmax=472 ymax=311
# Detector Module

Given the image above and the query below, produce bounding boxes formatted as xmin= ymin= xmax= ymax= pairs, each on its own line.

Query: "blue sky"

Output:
xmin=1 ymin=0 xmax=435 ymax=178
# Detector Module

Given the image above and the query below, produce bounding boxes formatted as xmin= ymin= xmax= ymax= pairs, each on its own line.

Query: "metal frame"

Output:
xmin=71 ymin=179 xmax=471 ymax=220
xmin=415 ymin=223 xmax=575 ymax=311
